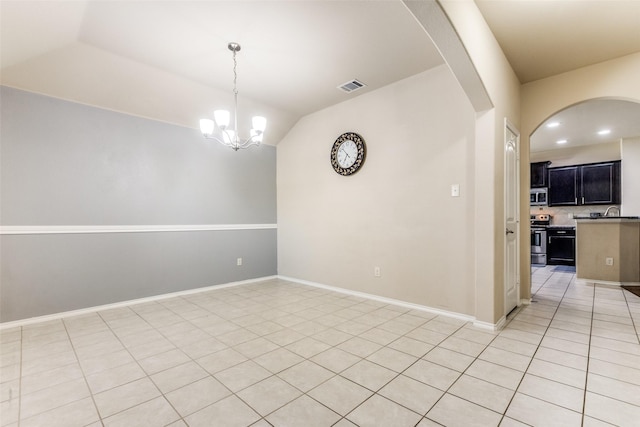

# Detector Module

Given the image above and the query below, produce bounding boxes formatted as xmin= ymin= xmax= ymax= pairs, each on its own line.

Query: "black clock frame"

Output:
xmin=330 ymin=132 xmax=366 ymax=176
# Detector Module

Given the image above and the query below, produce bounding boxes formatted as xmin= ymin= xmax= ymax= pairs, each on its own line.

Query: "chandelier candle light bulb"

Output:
xmin=199 ymin=42 xmax=266 ymax=151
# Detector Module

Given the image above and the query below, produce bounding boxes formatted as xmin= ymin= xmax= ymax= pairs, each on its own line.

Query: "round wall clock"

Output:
xmin=330 ymin=132 xmax=366 ymax=176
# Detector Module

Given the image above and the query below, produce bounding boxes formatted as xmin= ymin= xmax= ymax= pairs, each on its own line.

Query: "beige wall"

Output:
xmin=277 ymin=66 xmax=477 ymax=317
xmin=438 ymin=0 xmax=521 ymax=322
xmin=622 ymin=136 xmax=640 ymax=216
xmin=521 ymin=53 xmax=640 ymax=139
xmin=278 ymin=0 xmax=522 ymax=326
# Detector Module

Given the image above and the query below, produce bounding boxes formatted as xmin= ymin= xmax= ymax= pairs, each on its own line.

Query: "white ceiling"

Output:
xmin=475 ymin=0 xmax=640 ymax=84
xmin=530 ymin=99 xmax=640 ymax=152
xmin=1 ymin=0 xmax=640 ymax=148
xmin=0 ymin=0 xmax=444 ymax=145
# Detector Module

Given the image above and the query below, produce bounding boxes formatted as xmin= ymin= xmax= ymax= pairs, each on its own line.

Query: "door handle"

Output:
xmin=506 ymin=229 xmax=514 ymax=235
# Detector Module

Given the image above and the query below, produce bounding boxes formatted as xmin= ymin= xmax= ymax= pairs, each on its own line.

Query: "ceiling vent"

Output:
xmin=337 ymin=79 xmax=366 ymax=93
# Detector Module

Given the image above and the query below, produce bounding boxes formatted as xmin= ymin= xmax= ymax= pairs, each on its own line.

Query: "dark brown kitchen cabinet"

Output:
xmin=548 ymin=161 xmax=620 ymax=206
xmin=530 ymin=161 xmax=551 ymax=188
xmin=581 ymin=162 xmax=621 ymax=205
xmin=548 ymin=166 xmax=579 ymax=206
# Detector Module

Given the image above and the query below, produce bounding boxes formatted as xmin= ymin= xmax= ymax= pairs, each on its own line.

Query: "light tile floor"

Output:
xmin=1 ymin=266 xmax=640 ymax=426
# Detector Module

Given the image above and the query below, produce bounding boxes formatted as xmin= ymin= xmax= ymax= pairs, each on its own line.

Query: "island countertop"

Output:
xmin=574 ymin=216 xmax=640 ymax=222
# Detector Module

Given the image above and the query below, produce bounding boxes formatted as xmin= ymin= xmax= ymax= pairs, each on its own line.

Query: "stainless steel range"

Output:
xmin=531 ymin=214 xmax=551 ymax=265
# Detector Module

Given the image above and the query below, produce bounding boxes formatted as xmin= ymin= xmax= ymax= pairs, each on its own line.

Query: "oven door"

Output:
xmin=531 ymin=228 xmax=547 ymax=265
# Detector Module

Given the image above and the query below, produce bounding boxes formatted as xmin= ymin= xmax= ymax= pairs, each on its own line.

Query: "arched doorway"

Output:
xmin=528 ymin=98 xmax=640 ymax=287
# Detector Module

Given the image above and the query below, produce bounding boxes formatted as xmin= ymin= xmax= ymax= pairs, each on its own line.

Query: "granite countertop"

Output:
xmin=574 ymin=216 xmax=640 ymax=221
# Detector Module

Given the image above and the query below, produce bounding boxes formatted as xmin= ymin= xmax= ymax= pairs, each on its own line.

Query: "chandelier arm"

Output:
xmin=203 ymin=134 xmax=242 ymax=151
xmin=237 ymin=135 xmax=261 ymax=149
xmin=221 ymin=128 xmax=232 ymax=147
xmin=203 ymin=132 xmax=259 ymax=151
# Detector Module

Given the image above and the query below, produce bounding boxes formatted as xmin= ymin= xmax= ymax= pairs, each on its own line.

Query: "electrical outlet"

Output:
xmin=605 ymin=257 xmax=614 ymax=266
xmin=237 ymin=257 xmax=243 ymax=266
xmin=374 ymin=267 xmax=381 ymax=277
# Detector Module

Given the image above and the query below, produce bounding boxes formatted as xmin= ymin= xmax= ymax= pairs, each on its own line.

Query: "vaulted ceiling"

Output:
xmin=2 ymin=0 xmax=639 ymax=148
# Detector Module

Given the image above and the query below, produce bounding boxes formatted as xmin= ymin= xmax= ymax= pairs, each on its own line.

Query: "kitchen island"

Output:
xmin=575 ymin=217 xmax=640 ymax=286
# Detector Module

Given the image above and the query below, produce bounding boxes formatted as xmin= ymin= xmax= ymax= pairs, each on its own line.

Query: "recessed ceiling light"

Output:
xmin=556 ymin=139 xmax=568 ymax=144
xmin=546 ymin=122 xmax=560 ymax=128
xmin=597 ymin=129 xmax=611 ymax=135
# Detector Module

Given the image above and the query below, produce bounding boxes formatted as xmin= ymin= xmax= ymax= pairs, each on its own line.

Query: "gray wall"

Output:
xmin=0 ymin=87 xmax=277 ymax=322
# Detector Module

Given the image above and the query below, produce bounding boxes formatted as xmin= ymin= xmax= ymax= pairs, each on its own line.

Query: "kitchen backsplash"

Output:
xmin=530 ymin=205 xmax=621 ymax=226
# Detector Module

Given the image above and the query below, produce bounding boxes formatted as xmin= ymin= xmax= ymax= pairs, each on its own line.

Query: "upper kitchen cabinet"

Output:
xmin=581 ymin=162 xmax=621 ymax=205
xmin=548 ymin=161 xmax=621 ymax=206
xmin=548 ymin=166 xmax=579 ymax=205
xmin=530 ymin=161 xmax=551 ymax=188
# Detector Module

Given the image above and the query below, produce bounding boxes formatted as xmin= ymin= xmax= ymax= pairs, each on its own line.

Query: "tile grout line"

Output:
xmin=287 ymin=306 xmax=442 ymax=426
xmin=136 ymin=284 xmax=420 ymax=425
xmin=139 ymin=293 xmax=297 ymax=426
xmin=17 ymin=326 xmax=23 ymax=427
xmin=286 ymin=297 xmax=435 ymax=425
xmin=94 ymin=308 xmax=195 ymax=425
xmin=498 ymin=267 xmax=579 ymax=425
xmin=61 ymin=319 xmax=106 ymax=427
xmin=245 ymin=290 xmax=414 ymax=425
xmin=240 ymin=304 xmax=467 ymax=426
xmin=335 ymin=319 xmax=468 ymax=427
xmin=580 ymin=276 xmax=597 ymax=427
xmin=582 ymin=285 xmax=640 ymax=426
xmin=414 ymin=321 xmax=495 ymax=426
xmin=621 ymin=288 xmax=640 ymax=346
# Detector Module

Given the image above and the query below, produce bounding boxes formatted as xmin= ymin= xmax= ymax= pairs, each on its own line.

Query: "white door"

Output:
xmin=504 ymin=120 xmax=520 ymax=315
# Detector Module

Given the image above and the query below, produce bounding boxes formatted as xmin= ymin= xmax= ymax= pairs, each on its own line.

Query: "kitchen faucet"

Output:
xmin=604 ymin=206 xmax=620 ymax=217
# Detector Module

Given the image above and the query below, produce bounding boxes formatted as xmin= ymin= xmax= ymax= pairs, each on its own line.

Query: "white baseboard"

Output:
xmin=474 ymin=315 xmax=506 ymax=331
xmin=2 ymin=275 xmax=507 ymax=331
xmin=0 ymin=276 xmax=278 ymax=330
xmin=276 ymin=275 xmax=498 ymax=327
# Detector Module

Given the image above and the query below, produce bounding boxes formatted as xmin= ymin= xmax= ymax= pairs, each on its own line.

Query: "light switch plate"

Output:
xmin=451 ymin=184 xmax=460 ymax=197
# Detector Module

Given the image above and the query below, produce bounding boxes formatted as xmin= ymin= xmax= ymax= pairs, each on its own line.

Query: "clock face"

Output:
xmin=330 ymin=132 xmax=366 ymax=176
xmin=337 ymin=140 xmax=358 ymax=168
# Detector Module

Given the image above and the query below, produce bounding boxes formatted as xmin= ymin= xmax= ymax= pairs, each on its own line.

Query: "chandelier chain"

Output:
xmin=232 ymin=49 xmax=239 ymax=97
xmin=232 ymin=48 xmax=239 ymax=146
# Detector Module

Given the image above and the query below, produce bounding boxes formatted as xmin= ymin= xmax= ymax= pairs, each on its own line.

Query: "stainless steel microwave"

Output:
xmin=530 ymin=188 xmax=548 ymax=206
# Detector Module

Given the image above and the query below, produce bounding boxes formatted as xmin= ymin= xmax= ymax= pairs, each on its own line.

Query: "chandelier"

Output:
xmin=199 ymin=42 xmax=266 ymax=151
